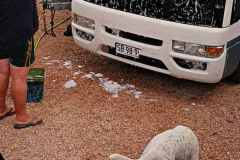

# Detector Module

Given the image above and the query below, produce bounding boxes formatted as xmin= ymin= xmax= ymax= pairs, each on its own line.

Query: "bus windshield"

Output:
xmin=84 ymin=0 xmax=226 ymax=28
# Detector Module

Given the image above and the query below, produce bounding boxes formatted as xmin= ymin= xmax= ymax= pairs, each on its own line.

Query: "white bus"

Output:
xmin=71 ymin=0 xmax=240 ymax=83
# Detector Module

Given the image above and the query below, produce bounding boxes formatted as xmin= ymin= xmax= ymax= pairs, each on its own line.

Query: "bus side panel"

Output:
xmin=223 ymin=35 xmax=240 ymax=78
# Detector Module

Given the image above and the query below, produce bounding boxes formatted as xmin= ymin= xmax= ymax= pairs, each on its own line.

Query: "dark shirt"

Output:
xmin=0 ymin=0 xmax=39 ymax=50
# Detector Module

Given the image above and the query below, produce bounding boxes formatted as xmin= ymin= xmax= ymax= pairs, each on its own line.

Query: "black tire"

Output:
xmin=230 ymin=64 xmax=240 ymax=83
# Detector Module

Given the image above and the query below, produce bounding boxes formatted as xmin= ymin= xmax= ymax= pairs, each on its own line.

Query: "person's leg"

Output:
xmin=0 ymin=59 xmax=10 ymax=114
xmin=10 ymin=66 xmax=42 ymax=129
xmin=10 ymin=66 xmax=30 ymax=122
xmin=9 ymin=38 xmax=42 ymax=128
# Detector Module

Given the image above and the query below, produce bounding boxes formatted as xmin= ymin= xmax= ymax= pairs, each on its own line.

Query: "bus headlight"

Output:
xmin=73 ymin=14 xmax=95 ymax=30
xmin=172 ymin=40 xmax=224 ymax=58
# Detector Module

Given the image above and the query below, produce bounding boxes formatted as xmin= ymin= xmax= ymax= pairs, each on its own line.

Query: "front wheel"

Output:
xmin=230 ymin=64 xmax=240 ymax=83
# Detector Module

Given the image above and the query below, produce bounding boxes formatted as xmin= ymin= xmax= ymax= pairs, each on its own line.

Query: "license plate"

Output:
xmin=115 ymin=42 xmax=141 ymax=58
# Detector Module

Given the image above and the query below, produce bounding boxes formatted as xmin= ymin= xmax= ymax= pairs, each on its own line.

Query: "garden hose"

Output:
xmin=34 ymin=16 xmax=71 ymax=51
xmin=26 ymin=16 xmax=71 ymax=66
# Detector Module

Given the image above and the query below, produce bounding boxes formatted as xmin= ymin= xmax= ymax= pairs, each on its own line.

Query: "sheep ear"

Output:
xmin=109 ymin=154 xmax=133 ymax=160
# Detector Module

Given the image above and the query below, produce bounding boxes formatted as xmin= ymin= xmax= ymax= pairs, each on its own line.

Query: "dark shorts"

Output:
xmin=0 ymin=38 xmax=35 ymax=67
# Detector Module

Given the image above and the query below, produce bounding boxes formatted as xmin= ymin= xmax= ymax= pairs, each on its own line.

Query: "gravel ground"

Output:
xmin=0 ymin=3 xmax=240 ymax=160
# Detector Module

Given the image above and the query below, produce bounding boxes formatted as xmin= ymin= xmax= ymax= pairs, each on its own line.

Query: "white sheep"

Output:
xmin=110 ymin=126 xmax=199 ymax=160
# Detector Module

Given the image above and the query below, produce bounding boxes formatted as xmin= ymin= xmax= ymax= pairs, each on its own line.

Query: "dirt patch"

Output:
xmin=0 ymin=1 xmax=239 ymax=160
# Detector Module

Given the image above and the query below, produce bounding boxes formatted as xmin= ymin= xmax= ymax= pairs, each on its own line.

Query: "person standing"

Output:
xmin=0 ymin=0 xmax=43 ymax=129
